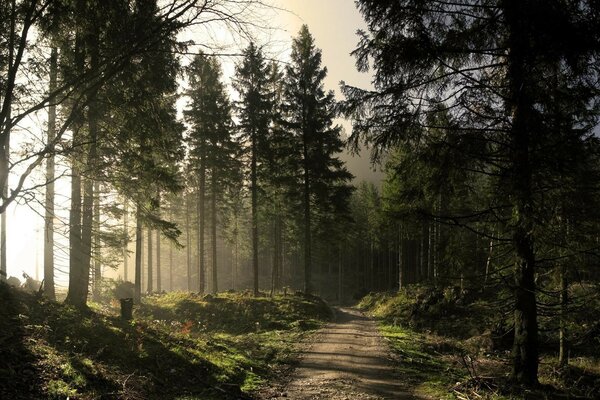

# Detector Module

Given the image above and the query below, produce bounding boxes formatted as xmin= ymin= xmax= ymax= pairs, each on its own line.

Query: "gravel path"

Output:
xmin=258 ymin=307 xmax=420 ymax=400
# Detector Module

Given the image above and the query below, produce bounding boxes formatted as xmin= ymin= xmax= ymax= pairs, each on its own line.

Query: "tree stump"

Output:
xmin=120 ymin=298 xmax=133 ymax=320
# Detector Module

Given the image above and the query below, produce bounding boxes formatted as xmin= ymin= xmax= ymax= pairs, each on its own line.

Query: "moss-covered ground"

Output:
xmin=0 ymin=284 xmax=332 ymax=399
xmin=358 ymin=286 xmax=600 ymax=399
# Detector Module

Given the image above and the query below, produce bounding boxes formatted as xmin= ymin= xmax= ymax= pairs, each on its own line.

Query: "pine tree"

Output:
xmin=185 ymin=53 xmax=238 ymax=294
xmin=233 ymin=43 xmax=273 ymax=296
xmin=283 ymin=25 xmax=353 ymax=294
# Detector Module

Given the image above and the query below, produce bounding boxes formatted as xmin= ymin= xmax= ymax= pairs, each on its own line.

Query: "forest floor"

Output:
xmin=0 ymin=283 xmax=332 ymax=400
xmin=256 ymin=307 xmax=419 ymax=400
xmin=358 ymin=287 xmax=600 ymax=400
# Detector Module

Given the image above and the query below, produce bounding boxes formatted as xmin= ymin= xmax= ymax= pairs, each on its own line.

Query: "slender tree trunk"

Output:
xmin=251 ymin=131 xmax=259 ymax=296
xmin=198 ymin=166 xmax=206 ymax=294
xmin=398 ymin=224 xmax=403 ymax=290
xmin=169 ymin=241 xmax=173 ymax=291
xmin=67 ymin=143 xmax=83 ymax=305
xmin=80 ymin=20 xmax=100 ymax=306
xmin=186 ymin=194 xmax=191 ymax=291
xmin=169 ymin=206 xmax=173 ymax=291
xmin=211 ymin=174 xmax=217 ymax=293
xmin=66 ymin=18 xmax=90 ymax=308
xmin=233 ymin=228 xmax=238 ymax=291
xmin=43 ymin=46 xmax=58 ymax=300
xmin=558 ymin=260 xmax=568 ymax=366
xmin=271 ymin=212 xmax=281 ymax=295
xmin=92 ymin=181 xmax=100 ymax=301
xmin=0 ymin=0 xmax=17 ymax=281
xmin=147 ymin=227 xmax=153 ymax=293
xmin=484 ymin=238 xmax=494 ymax=288
xmin=134 ymin=206 xmax=142 ymax=303
xmin=156 ymin=229 xmax=161 ymax=292
xmin=505 ymin=0 xmax=539 ymax=385
xmin=123 ymin=202 xmax=128 ymax=281
xmin=338 ymin=245 xmax=343 ymax=302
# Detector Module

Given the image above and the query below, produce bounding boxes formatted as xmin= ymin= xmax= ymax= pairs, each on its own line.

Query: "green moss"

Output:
xmin=46 ymin=379 xmax=78 ymax=399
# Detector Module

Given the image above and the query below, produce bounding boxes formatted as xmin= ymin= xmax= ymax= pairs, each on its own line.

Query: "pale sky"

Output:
xmin=6 ymin=0 xmax=380 ymax=285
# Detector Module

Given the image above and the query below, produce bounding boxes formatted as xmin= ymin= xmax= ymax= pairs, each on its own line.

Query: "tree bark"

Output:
xmin=134 ymin=206 xmax=142 ymax=303
xmin=251 ymin=129 xmax=259 ymax=296
xmin=43 ymin=46 xmax=58 ymax=300
xmin=198 ymin=160 xmax=206 ymax=294
xmin=147 ymin=227 xmax=153 ymax=293
xmin=92 ymin=181 xmax=100 ymax=301
xmin=0 ymin=0 xmax=17 ymax=280
xmin=156 ymin=228 xmax=161 ymax=292
xmin=66 ymin=17 xmax=90 ymax=308
xmin=169 ymin=235 xmax=173 ymax=291
xmin=505 ymin=0 xmax=539 ymax=385
xmin=186 ymin=194 xmax=191 ymax=291
xmin=558 ymin=260 xmax=568 ymax=367
xmin=211 ymin=174 xmax=217 ymax=293
xmin=302 ymin=136 xmax=312 ymax=294
xmin=123 ymin=201 xmax=128 ymax=281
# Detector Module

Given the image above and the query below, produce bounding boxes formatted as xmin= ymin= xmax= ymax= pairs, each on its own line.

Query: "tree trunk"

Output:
xmin=169 ymin=237 xmax=173 ymax=291
xmin=558 ymin=260 xmax=568 ymax=366
xmin=398 ymin=224 xmax=403 ymax=290
xmin=271 ymin=213 xmax=281 ymax=295
xmin=43 ymin=46 xmax=58 ymax=300
xmin=186 ymin=194 xmax=191 ymax=291
xmin=66 ymin=19 xmax=90 ymax=308
xmin=233 ymin=227 xmax=238 ymax=291
xmin=338 ymin=245 xmax=343 ymax=302
xmin=505 ymin=0 xmax=539 ymax=385
xmin=92 ymin=181 xmax=101 ymax=301
xmin=123 ymin=201 xmax=128 ymax=281
xmin=134 ymin=206 xmax=142 ymax=303
xmin=156 ymin=228 xmax=161 ymax=292
xmin=198 ymin=157 xmax=206 ymax=294
xmin=0 ymin=0 xmax=17 ymax=281
xmin=211 ymin=174 xmax=217 ymax=293
xmin=251 ymin=130 xmax=259 ymax=296
xmin=147 ymin=227 xmax=153 ymax=293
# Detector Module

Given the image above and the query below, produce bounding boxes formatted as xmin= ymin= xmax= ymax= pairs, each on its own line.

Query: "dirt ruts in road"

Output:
xmin=259 ymin=307 xmax=420 ymax=400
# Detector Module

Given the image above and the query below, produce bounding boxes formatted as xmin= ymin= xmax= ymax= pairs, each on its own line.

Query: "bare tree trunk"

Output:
xmin=198 ymin=158 xmax=206 ymax=294
xmin=271 ymin=213 xmax=281 ymax=295
xmin=123 ymin=201 xmax=128 ymax=281
xmin=156 ymin=229 xmax=161 ymax=292
xmin=134 ymin=206 xmax=142 ymax=303
xmin=67 ymin=16 xmax=93 ymax=308
xmin=43 ymin=46 xmax=58 ymax=300
xmin=233 ymin=226 xmax=238 ymax=291
xmin=251 ymin=132 xmax=259 ymax=296
xmin=186 ymin=194 xmax=191 ymax=291
xmin=169 ymin=239 xmax=173 ymax=291
xmin=0 ymin=0 xmax=16 ymax=281
xmin=484 ymin=238 xmax=494 ymax=288
xmin=147 ymin=227 xmax=153 ymax=293
xmin=558 ymin=260 xmax=568 ymax=366
xmin=506 ymin=0 xmax=539 ymax=384
xmin=211 ymin=175 xmax=217 ymax=293
xmin=92 ymin=181 xmax=100 ymax=301
xmin=338 ymin=245 xmax=343 ymax=302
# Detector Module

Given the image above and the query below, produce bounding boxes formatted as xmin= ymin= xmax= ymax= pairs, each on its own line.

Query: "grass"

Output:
xmin=358 ymin=286 xmax=600 ymax=400
xmin=0 ymin=284 xmax=332 ymax=399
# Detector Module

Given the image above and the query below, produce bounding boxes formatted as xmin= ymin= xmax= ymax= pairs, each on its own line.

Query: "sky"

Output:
xmin=5 ymin=0 xmax=382 ymax=285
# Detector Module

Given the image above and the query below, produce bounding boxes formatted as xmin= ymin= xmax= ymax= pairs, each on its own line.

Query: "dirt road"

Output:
xmin=259 ymin=308 xmax=419 ymax=399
